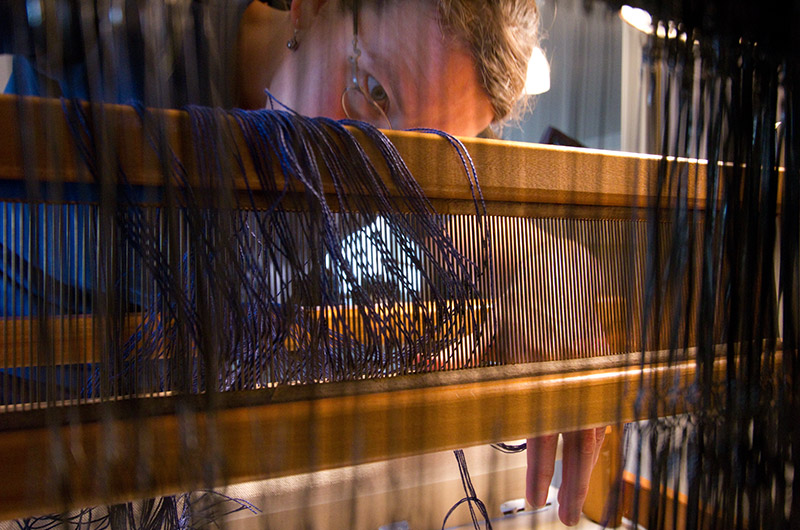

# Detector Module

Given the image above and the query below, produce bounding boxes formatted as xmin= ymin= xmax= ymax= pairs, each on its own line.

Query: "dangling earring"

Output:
xmin=287 ymin=28 xmax=300 ymax=51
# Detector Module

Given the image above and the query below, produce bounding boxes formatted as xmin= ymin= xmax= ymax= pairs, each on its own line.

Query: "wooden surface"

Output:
xmin=620 ymin=467 xmax=727 ymax=529
xmin=622 ymin=470 xmax=689 ymax=530
xmin=582 ymin=426 xmax=624 ymax=526
xmin=0 ymin=314 xmax=144 ymax=368
xmin=0 ymin=354 xmax=724 ymax=521
xmin=0 ymin=95 xmax=711 ymax=214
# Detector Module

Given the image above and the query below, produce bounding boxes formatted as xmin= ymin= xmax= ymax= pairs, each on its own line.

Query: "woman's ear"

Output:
xmin=290 ymin=0 xmax=330 ymax=29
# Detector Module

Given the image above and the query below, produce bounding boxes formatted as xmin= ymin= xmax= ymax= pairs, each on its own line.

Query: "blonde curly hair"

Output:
xmin=436 ymin=0 xmax=540 ymax=122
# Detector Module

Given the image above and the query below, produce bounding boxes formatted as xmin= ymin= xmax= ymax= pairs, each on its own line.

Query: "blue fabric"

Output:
xmin=1 ymin=201 xmax=94 ymax=316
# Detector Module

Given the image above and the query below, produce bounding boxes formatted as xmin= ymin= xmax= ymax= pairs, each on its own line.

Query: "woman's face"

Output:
xmin=267 ymin=1 xmax=494 ymax=137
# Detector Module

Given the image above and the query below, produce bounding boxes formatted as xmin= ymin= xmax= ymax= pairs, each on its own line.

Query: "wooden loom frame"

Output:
xmin=0 ymin=95 xmax=722 ymax=521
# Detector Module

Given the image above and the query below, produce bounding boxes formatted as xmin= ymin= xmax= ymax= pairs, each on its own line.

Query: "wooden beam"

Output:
xmin=0 ymin=95 xmax=710 ymax=213
xmin=0 ymin=355 xmax=723 ymax=521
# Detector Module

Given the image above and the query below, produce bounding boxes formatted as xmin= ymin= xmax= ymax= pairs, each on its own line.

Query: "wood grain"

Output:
xmin=0 ymin=355 xmax=723 ymax=520
xmin=0 ymin=95 xmax=711 ymax=214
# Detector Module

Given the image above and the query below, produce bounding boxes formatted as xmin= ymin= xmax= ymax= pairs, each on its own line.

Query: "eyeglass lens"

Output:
xmin=342 ymin=88 xmax=391 ymax=129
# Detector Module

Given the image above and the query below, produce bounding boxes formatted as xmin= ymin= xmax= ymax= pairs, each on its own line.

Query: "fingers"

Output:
xmin=525 ymin=433 xmax=559 ymax=509
xmin=557 ymin=426 xmax=607 ymax=526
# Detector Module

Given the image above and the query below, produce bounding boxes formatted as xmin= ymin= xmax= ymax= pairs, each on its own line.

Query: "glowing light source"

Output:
xmin=620 ymin=5 xmax=653 ymax=34
xmin=620 ymin=6 xmax=688 ymax=41
xmin=525 ymin=47 xmax=551 ymax=95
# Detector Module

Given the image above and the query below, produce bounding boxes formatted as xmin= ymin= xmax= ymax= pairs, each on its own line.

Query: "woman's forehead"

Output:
xmin=359 ymin=3 xmax=493 ymax=134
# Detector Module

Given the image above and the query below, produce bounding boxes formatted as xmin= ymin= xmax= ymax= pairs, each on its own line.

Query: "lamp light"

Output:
xmin=619 ymin=5 xmax=653 ymax=34
xmin=525 ymin=47 xmax=551 ymax=95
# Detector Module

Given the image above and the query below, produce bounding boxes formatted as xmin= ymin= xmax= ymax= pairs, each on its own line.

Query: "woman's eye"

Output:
xmin=366 ymin=75 xmax=390 ymax=111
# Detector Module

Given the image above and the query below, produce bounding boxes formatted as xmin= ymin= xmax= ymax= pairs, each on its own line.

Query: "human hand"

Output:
xmin=525 ymin=427 xmax=607 ymax=526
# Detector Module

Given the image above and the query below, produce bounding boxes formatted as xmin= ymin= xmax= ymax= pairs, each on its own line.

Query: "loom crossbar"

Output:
xmin=0 ymin=351 xmax=730 ymax=520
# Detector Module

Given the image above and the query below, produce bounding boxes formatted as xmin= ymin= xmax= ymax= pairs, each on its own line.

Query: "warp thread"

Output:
xmin=441 ymin=449 xmax=493 ymax=530
xmin=47 ymin=99 xmax=495 ymax=398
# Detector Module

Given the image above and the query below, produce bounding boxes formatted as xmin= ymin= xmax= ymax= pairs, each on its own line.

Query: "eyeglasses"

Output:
xmin=341 ymin=0 xmax=392 ymax=129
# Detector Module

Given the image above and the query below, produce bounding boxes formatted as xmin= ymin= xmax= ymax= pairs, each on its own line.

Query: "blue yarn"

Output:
xmin=1 ymin=101 xmax=494 ymax=402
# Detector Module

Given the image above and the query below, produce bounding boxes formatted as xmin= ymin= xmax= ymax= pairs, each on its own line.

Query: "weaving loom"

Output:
xmin=0 ymin=0 xmax=797 ymax=528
